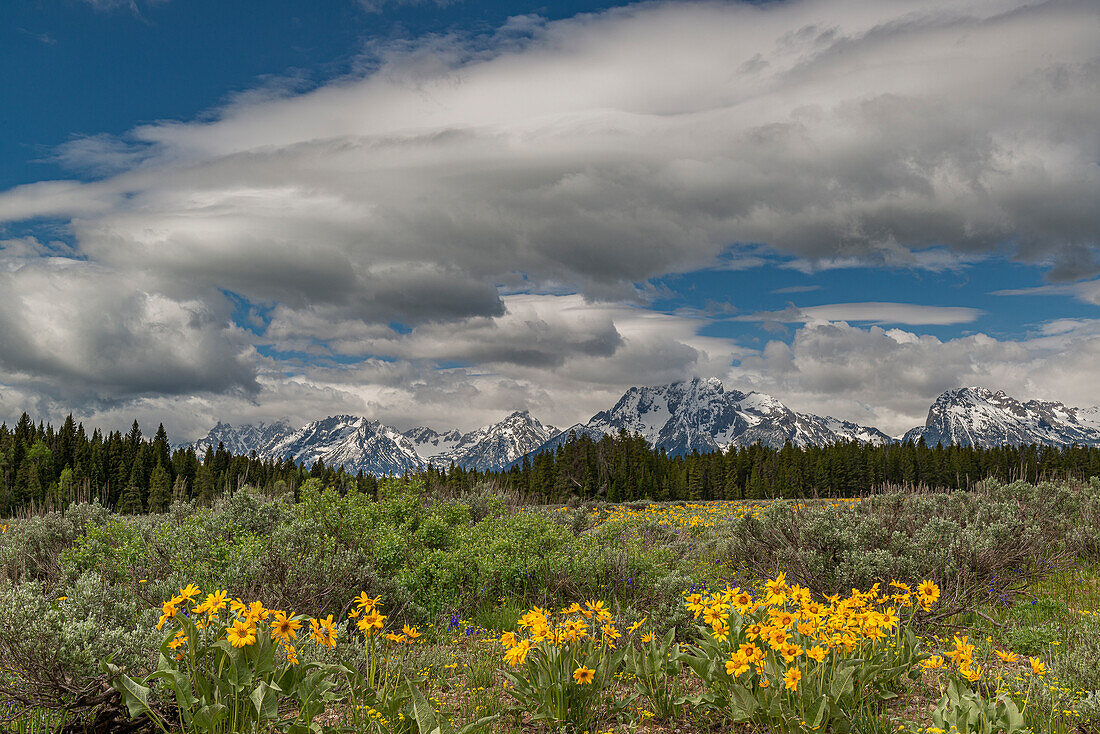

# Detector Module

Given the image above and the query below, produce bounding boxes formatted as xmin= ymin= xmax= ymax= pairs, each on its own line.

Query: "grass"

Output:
xmin=2 ymin=482 xmax=1099 ymax=733
xmin=332 ymin=555 xmax=1100 ymax=733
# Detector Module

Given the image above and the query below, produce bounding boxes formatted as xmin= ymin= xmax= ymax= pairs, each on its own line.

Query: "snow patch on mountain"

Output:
xmin=192 ymin=420 xmax=293 ymax=457
xmin=526 ymin=377 xmax=891 ymax=460
xmin=192 ymin=412 xmax=558 ymax=475
xmin=903 ymin=387 xmax=1100 ymax=447
xmin=266 ymin=415 xmax=423 ymax=476
xmin=435 ymin=411 xmax=559 ymax=471
xmin=193 ymin=383 xmax=1100 ymax=474
xmin=402 ymin=427 xmax=463 ymax=460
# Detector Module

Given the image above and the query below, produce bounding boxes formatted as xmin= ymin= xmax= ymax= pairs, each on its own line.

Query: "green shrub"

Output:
xmin=715 ymin=488 xmax=1072 ymax=615
xmin=0 ymin=572 xmax=160 ymax=717
xmin=0 ymin=510 xmax=76 ymax=582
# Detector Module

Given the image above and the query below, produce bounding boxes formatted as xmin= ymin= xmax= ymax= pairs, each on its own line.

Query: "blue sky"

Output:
xmin=0 ymin=0 xmax=1097 ymax=439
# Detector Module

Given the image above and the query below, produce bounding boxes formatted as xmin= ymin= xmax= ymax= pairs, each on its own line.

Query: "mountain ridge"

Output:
xmin=520 ymin=377 xmax=892 ymax=463
xmin=191 ymin=382 xmax=1100 ymax=475
xmin=193 ymin=411 xmax=559 ymax=475
xmin=902 ymin=386 xmax=1100 ymax=448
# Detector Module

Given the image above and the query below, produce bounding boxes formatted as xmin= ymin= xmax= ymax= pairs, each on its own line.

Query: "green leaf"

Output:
xmin=1002 ymin=696 xmax=1024 ymax=733
xmin=454 ymin=714 xmax=500 ymax=734
xmin=101 ymin=662 xmax=156 ymax=720
xmin=251 ymin=681 xmax=279 ymax=722
xmin=727 ymin=682 xmax=759 ymax=722
xmin=408 ymin=679 xmax=445 ymax=734
xmin=830 ymin=664 xmax=856 ymax=700
xmin=148 ymin=668 xmax=198 ymax=722
xmin=682 ymin=652 xmax=712 ymax=680
xmin=806 ymin=694 xmax=828 ymax=729
xmin=191 ymin=703 xmax=228 ymax=732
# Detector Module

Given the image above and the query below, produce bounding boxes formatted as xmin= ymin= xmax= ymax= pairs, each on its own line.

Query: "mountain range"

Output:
xmin=193 ymin=410 xmax=558 ymax=475
xmin=191 ymin=380 xmax=1100 ymax=475
xmin=902 ymin=386 xmax=1100 ymax=448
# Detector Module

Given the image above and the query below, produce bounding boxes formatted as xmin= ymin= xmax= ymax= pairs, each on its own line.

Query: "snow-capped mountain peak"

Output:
xmin=904 ymin=387 xmax=1100 ymax=447
xmin=540 ymin=377 xmax=890 ymax=458
xmin=402 ymin=426 xmax=463 ymax=460
xmin=190 ymin=382 xmax=1100 ymax=476
xmin=191 ymin=411 xmax=560 ymax=475
xmin=433 ymin=411 xmax=559 ymax=471
xmin=191 ymin=419 xmax=294 ymax=457
xmin=266 ymin=415 xmax=423 ymax=476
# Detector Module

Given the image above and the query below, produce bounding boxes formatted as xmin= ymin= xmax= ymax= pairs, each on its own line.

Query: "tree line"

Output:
xmin=0 ymin=413 xmax=376 ymax=516
xmin=423 ymin=429 xmax=1100 ymax=503
xmin=2 ymin=413 xmax=1099 ymax=516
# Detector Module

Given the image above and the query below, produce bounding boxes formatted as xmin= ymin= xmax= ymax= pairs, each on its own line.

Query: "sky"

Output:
xmin=0 ymin=0 xmax=1097 ymax=442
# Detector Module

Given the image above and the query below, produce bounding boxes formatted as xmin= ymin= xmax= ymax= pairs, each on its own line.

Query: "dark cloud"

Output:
xmin=0 ymin=0 xmax=1096 ymax=435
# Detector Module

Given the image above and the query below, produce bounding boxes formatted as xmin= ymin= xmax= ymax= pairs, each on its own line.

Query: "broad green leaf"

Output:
xmin=409 ymin=679 xmax=444 ymax=734
xmin=101 ymin=662 xmax=155 ymax=720
xmin=830 ymin=664 xmax=856 ymax=700
xmin=807 ymin=694 xmax=828 ymax=729
xmin=251 ymin=681 xmax=279 ymax=722
xmin=191 ymin=703 xmax=227 ymax=731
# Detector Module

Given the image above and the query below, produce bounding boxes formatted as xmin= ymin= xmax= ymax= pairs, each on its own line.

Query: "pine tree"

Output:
xmin=148 ymin=461 xmax=171 ymax=513
xmin=15 ymin=459 xmax=42 ymax=508
xmin=152 ymin=424 xmax=171 ymax=470
xmin=195 ymin=462 xmax=215 ymax=506
xmin=117 ymin=460 xmax=144 ymax=514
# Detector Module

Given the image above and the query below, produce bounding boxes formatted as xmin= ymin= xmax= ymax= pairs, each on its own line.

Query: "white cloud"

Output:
xmin=0 ymin=0 xmax=1097 ymax=437
xmin=771 ymin=285 xmax=822 ymax=295
xmin=735 ymin=319 xmax=1100 ymax=436
xmin=994 ymin=278 xmax=1100 ymax=306
xmin=254 ymin=293 xmax=745 ymax=433
xmin=78 ymin=0 xmax=169 ymax=12
xmin=741 ymin=302 xmax=985 ymax=325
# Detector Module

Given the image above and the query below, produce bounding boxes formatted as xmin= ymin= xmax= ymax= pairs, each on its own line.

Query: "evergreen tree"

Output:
xmin=117 ymin=460 xmax=144 ymax=514
xmin=148 ymin=461 xmax=171 ymax=513
xmin=194 ymin=462 xmax=215 ymax=506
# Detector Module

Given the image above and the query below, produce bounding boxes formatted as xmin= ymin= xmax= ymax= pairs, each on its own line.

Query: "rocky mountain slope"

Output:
xmin=903 ymin=387 xmax=1100 ymax=447
xmin=192 ymin=412 xmax=558 ymax=474
xmin=417 ymin=411 xmax=558 ymax=471
xmin=524 ymin=377 xmax=891 ymax=459
xmin=192 ymin=420 xmax=293 ymax=458
xmin=193 ymin=382 xmax=1100 ymax=474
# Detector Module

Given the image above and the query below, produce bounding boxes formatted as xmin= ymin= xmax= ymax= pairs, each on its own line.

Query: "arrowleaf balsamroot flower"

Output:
xmin=572 ymin=665 xmax=595 ymax=685
xmin=226 ymin=618 xmax=257 ymax=648
xmin=156 ymin=599 xmax=180 ymax=631
xmin=178 ymin=583 xmax=202 ymax=605
xmin=193 ymin=590 xmax=228 ymax=616
xmin=310 ymin=615 xmax=338 ymax=648
xmin=917 ymin=580 xmax=941 ymax=609
xmin=356 ymin=610 xmax=385 ymax=636
xmin=270 ymin=611 xmax=302 ymax=642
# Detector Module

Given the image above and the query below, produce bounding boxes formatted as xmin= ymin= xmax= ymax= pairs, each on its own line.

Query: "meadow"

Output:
xmin=0 ymin=477 xmax=1097 ymax=733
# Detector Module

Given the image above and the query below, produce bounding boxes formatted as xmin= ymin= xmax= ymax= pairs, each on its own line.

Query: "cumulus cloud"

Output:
xmin=736 ymin=320 xmax=1100 ymax=436
xmin=0 ymin=240 xmax=257 ymax=406
xmin=253 ymin=293 xmax=744 ymax=432
xmin=6 ymin=0 xmax=1096 ymax=295
xmin=0 ymin=0 xmax=1097 ymax=437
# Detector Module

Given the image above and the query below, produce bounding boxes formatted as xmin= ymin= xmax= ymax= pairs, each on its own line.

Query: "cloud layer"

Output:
xmin=0 ymin=0 xmax=1097 ymax=439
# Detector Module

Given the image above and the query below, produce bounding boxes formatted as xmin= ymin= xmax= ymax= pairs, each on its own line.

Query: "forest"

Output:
xmin=3 ymin=412 xmax=1100 ymax=515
